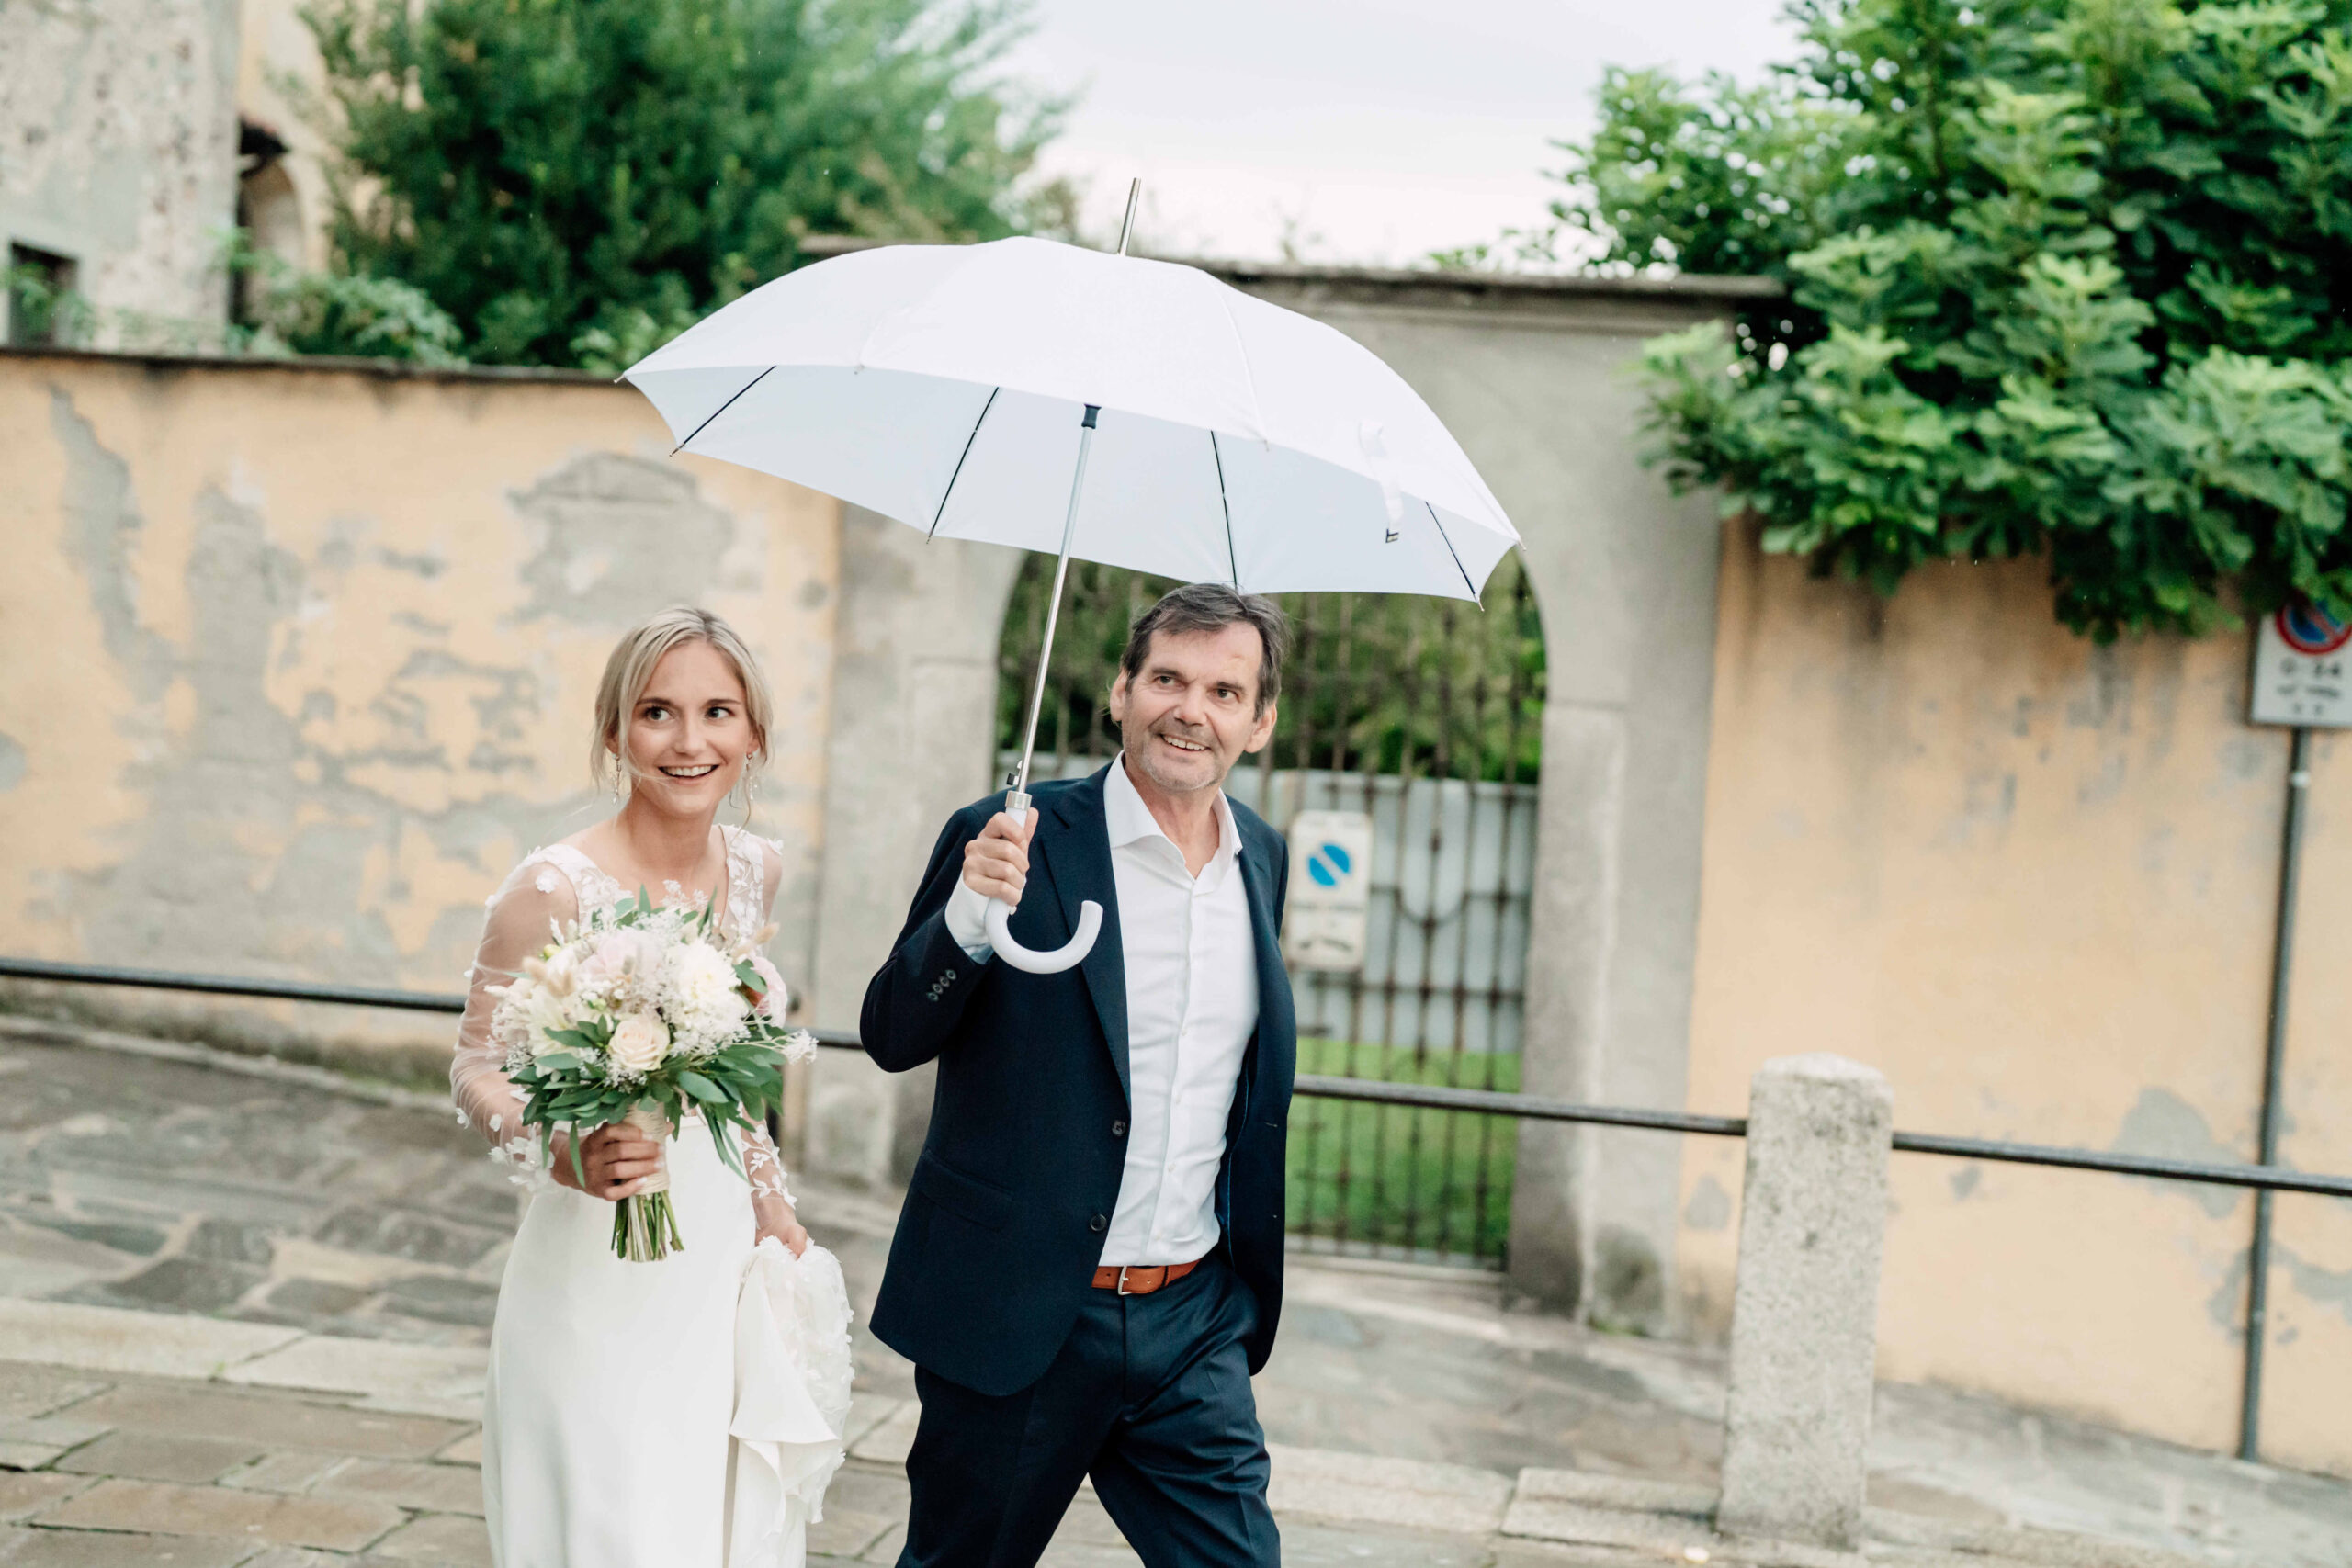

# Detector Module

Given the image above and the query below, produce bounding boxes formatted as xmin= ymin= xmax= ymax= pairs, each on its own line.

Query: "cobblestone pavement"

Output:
xmin=0 ymin=1352 xmax=1606 ymax=1568
xmin=4 ymin=1019 xmax=2351 ymax=1566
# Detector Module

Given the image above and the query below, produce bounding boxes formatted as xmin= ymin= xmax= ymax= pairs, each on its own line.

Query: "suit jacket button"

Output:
xmin=1111 ymin=1121 xmax=1126 ymax=1137
xmin=1088 ymin=1213 xmax=1108 ymax=1233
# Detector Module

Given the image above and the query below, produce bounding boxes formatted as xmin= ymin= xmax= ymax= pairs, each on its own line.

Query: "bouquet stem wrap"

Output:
xmin=614 ymin=1105 xmax=684 ymax=1262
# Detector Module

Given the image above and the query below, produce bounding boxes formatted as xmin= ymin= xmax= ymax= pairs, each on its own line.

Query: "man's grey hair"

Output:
xmin=1118 ymin=582 xmax=1292 ymax=716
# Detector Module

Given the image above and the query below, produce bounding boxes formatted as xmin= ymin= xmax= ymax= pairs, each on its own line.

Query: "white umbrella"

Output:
xmin=625 ymin=194 xmax=1519 ymax=972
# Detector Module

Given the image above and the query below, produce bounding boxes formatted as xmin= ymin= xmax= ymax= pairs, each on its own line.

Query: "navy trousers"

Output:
xmin=895 ymin=1254 xmax=1280 ymax=1568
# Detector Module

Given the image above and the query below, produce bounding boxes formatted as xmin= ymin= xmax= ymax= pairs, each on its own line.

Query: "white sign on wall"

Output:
xmin=1283 ymin=809 xmax=1374 ymax=973
xmin=2250 ymin=601 xmax=2352 ymax=729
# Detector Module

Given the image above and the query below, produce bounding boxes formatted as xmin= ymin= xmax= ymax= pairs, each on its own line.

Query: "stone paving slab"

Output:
xmin=846 ymin=1395 xmax=920 ymax=1466
xmin=315 ymin=1460 xmax=486 ymax=1517
xmin=1269 ymin=1442 xmax=1515 ymax=1535
xmin=362 ymin=1513 xmax=492 ymax=1565
xmin=60 ymin=1381 xmax=470 ymax=1461
xmin=33 ymin=1476 xmax=408 ymax=1551
xmin=223 ymin=1337 xmax=486 ymax=1421
xmin=0 ymin=1299 xmax=303 ymax=1382
xmin=0 ymin=1477 xmax=85 ymax=1526
xmin=0 ymin=1524 xmax=258 ymax=1567
xmin=0 ymin=1370 xmax=105 ymax=1427
xmin=226 ymin=1452 xmax=349 ymax=1495
xmin=52 ymin=1429 xmax=261 ymax=1483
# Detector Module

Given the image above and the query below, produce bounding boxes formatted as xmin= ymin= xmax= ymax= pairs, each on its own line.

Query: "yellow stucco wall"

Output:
xmin=1680 ymin=530 xmax=2352 ymax=1474
xmin=0 ymin=351 xmax=840 ymax=1072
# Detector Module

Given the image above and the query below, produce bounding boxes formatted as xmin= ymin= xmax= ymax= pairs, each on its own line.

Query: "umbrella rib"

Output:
xmin=929 ymin=386 xmax=1001 ymax=539
xmin=1426 ymin=502 xmax=1483 ymax=608
xmin=1209 ymin=430 xmax=1239 ymax=587
xmin=671 ymin=367 xmax=775 ymax=457
xmin=1213 ymin=292 xmax=1269 ymax=442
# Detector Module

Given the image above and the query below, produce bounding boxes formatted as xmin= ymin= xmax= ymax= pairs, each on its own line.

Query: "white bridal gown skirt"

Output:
xmin=484 ymin=1125 xmax=751 ymax=1568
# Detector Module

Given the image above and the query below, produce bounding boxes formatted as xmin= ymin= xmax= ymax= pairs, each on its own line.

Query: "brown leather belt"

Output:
xmin=1091 ymin=1259 xmax=1200 ymax=1296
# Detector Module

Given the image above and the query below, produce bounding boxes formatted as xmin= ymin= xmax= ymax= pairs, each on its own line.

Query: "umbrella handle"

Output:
xmin=985 ymin=896 xmax=1102 ymax=975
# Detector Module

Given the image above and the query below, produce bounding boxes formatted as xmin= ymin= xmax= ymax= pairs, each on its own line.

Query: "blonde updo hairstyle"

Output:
xmin=590 ymin=606 xmax=775 ymax=805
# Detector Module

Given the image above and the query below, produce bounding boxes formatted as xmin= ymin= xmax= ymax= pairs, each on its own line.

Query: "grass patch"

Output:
xmin=1286 ymin=1038 xmax=1519 ymax=1263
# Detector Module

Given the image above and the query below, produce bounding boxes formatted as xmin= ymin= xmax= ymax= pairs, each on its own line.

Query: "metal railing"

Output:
xmin=1298 ymin=1075 xmax=2352 ymax=1200
xmin=9 ymin=955 xmax=2348 ymax=1201
xmin=9 ymin=953 xmax=2351 ymax=1459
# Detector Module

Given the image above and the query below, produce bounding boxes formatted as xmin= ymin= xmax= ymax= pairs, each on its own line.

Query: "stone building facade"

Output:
xmin=0 ymin=0 xmax=329 ymax=346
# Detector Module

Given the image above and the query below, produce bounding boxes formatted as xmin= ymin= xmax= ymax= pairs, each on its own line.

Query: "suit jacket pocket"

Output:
xmin=910 ymin=1151 xmax=1013 ymax=1232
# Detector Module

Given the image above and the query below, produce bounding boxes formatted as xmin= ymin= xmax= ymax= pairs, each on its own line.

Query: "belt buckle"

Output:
xmin=1116 ymin=1266 xmax=1140 ymax=1296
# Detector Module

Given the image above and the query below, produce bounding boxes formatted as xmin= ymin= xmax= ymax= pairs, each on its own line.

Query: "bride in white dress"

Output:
xmin=451 ymin=607 xmax=829 ymax=1567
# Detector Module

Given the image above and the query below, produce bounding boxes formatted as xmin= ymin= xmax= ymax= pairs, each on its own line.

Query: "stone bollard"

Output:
xmin=1715 ymin=1053 xmax=1894 ymax=1551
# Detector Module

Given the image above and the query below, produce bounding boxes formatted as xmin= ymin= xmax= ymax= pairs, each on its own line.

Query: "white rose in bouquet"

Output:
xmin=662 ymin=942 xmax=752 ymax=1054
xmin=579 ymin=928 xmax=666 ymax=1011
xmin=519 ymin=983 xmax=577 ymax=1061
xmin=608 ymin=1012 xmax=672 ymax=1077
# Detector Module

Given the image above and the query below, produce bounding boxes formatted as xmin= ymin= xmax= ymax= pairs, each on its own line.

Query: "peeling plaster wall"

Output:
xmin=1679 ymin=527 xmax=2352 ymax=1476
xmin=0 ymin=0 xmax=243 ymax=329
xmin=0 ymin=351 xmax=840 ymax=1077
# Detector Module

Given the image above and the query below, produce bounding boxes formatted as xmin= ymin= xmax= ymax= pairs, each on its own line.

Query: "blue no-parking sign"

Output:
xmin=1283 ymin=809 xmax=1374 ymax=972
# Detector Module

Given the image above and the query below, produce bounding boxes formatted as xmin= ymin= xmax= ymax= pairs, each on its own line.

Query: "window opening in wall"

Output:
xmin=234 ymin=118 xmax=303 ymax=325
xmin=6 ymin=245 xmax=77 ymax=348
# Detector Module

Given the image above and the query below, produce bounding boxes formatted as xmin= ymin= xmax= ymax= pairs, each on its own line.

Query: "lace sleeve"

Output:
xmin=741 ymin=833 xmax=800 ymax=1226
xmin=451 ymin=857 xmax=579 ymax=1189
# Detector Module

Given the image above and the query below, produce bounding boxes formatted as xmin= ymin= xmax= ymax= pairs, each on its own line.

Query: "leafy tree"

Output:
xmin=1544 ymin=0 xmax=2352 ymax=639
xmin=225 ymin=234 xmax=464 ymax=364
xmin=6 ymin=238 xmax=459 ymax=364
xmin=997 ymin=556 xmax=1548 ymax=788
xmin=305 ymin=0 xmax=1062 ymax=369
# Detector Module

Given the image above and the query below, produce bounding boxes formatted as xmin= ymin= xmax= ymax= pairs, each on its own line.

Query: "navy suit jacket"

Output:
xmin=860 ymin=764 xmax=1296 ymax=1397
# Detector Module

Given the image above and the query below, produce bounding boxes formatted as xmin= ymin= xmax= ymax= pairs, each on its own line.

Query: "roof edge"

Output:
xmin=1196 ymin=258 xmax=1783 ymax=303
xmin=801 ymin=233 xmax=1782 ymax=301
xmin=0 ymin=344 xmax=609 ymax=386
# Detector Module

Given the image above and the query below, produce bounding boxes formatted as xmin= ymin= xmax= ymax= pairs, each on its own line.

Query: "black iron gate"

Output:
xmin=997 ymin=558 xmax=1545 ymax=1266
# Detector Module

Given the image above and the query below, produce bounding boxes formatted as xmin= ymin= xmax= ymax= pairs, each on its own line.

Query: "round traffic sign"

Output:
xmin=2277 ymin=599 xmax=2352 ymax=656
xmin=1306 ymin=841 xmax=1353 ymax=888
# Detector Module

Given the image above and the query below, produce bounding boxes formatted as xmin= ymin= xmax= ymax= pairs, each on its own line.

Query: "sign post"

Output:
xmin=2240 ymin=600 xmax=2350 ymax=1461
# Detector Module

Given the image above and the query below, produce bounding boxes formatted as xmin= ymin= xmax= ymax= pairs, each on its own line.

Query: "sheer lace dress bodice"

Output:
xmin=451 ymin=826 xmax=797 ymax=1218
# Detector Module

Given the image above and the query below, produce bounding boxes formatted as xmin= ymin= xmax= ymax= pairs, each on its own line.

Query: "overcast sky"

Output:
xmin=1000 ymin=1 xmax=1800 ymax=267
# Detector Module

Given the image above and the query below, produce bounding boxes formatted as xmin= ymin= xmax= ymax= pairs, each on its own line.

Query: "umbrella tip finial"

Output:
xmin=1117 ymin=178 xmax=1142 ymax=256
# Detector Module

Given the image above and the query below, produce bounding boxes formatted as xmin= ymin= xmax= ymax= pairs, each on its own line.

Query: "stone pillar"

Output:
xmin=1716 ymin=1054 xmax=1893 ymax=1551
xmin=1506 ymin=701 xmax=1626 ymax=1308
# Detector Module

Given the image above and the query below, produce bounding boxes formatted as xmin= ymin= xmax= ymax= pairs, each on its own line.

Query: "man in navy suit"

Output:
xmin=861 ymin=582 xmax=1296 ymax=1568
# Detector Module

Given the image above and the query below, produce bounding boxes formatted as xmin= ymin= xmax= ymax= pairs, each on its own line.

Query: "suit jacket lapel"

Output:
xmin=1039 ymin=769 xmax=1130 ymax=1106
xmin=1234 ymin=819 xmax=1293 ymax=1122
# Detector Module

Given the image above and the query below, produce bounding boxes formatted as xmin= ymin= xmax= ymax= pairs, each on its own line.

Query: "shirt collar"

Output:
xmin=1107 ymin=754 xmax=1242 ymax=867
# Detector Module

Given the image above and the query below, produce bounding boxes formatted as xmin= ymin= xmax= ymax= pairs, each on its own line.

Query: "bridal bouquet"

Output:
xmin=491 ymin=889 xmax=816 ymax=1261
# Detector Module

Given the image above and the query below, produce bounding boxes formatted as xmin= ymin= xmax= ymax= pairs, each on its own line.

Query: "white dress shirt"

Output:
xmin=945 ymin=755 xmax=1260 ymax=1266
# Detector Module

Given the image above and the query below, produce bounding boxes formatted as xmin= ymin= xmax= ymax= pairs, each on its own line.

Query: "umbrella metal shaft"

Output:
xmin=1010 ymin=404 xmax=1102 ymax=807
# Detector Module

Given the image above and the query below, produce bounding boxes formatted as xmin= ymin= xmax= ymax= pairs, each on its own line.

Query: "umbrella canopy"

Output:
xmin=624 ymin=236 xmax=1519 ymax=601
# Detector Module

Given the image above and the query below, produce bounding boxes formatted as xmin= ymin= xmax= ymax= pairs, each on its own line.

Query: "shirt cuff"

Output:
xmin=944 ymin=876 xmax=997 ymax=962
